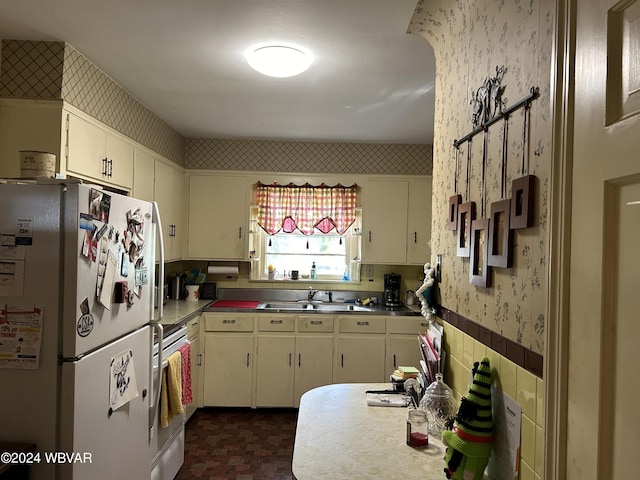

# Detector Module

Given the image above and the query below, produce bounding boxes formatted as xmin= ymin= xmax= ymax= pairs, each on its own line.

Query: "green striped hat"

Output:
xmin=442 ymin=356 xmax=493 ymax=458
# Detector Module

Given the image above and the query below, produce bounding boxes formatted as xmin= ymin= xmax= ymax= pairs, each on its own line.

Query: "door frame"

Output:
xmin=546 ymin=0 xmax=575 ymax=478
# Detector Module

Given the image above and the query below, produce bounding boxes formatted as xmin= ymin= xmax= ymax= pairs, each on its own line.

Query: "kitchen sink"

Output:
xmin=257 ymin=302 xmax=375 ymax=313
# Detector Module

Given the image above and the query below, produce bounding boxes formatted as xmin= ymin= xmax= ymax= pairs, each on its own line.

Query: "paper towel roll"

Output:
xmin=207 ymin=266 xmax=240 ymax=275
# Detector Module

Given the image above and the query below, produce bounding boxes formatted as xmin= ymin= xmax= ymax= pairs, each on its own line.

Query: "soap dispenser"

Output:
xmin=310 ymin=262 xmax=317 ymax=280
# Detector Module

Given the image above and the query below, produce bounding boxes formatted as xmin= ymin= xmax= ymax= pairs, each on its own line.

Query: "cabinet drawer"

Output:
xmin=386 ymin=316 xmax=429 ymax=334
xmin=204 ymin=313 xmax=255 ymax=332
xmin=298 ymin=315 xmax=334 ymax=333
xmin=258 ymin=315 xmax=295 ymax=332
xmin=186 ymin=316 xmax=201 ymax=340
xmin=338 ymin=316 xmax=386 ymax=334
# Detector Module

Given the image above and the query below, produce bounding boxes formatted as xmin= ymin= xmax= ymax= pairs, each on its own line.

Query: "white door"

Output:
xmin=59 ymin=326 xmax=152 ymax=480
xmin=554 ymin=1 xmax=640 ymax=478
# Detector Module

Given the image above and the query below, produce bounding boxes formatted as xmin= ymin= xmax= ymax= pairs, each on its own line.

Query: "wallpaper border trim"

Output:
xmin=438 ymin=306 xmax=544 ymax=378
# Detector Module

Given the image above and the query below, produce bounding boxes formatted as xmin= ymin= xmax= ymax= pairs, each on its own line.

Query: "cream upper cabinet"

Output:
xmin=0 ymin=99 xmax=63 ymax=178
xmin=362 ymin=179 xmax=409 ymax=264
xmin=154 ymin=160 xmax=185 ymax=262
xmin=133 ymin=148 xmax=184 ymax=262
xmin=188 ymin=174 xmax=248 ymax=260
xmin=66 ymin=111 xmax=134 ymax=190
xmin=132 ymin=149 xmax=155 ymax=201
xmin=406 ymin=178 xmax=432 ymax=265
xmin=362 ymin=177 xmax=432 ymax=265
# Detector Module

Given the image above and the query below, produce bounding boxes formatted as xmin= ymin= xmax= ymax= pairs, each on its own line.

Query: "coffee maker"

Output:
xmin=384 ymin=273 xmax=402 ymax=307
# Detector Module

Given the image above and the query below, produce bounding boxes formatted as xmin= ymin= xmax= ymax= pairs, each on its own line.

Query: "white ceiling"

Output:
xmin=0 ymin=0 xmax=435 ymax=144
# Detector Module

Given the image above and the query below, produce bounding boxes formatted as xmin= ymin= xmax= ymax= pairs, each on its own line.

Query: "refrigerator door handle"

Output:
xmin=151 ymin=201 xmax=165 ymax=321
xmin=149 ymin=323 xmax=163 ymax=441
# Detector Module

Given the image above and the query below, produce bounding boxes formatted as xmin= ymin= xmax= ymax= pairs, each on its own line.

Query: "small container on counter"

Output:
xmin=406 ymin=409 xmax=429 ymax=448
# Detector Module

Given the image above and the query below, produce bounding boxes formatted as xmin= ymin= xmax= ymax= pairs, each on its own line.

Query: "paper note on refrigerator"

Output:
xmin=98 ymin=249 xmax=118 ymax=310
xmin=109 ymin=349 xmax=139 ymax=410
xmin=0 ymin=305 xmax=43 ymax=369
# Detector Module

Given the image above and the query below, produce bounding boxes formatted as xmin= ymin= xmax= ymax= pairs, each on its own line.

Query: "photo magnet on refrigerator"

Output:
xmin=77 ymin=298 xmax=94 ymax=337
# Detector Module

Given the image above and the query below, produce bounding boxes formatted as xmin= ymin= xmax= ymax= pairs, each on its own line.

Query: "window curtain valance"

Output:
xmin=256 ymin=182 xmax=358 ymax=235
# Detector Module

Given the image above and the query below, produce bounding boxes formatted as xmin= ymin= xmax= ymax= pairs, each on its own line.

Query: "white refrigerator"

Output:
xmin=0 ymin=180 xmax=165 ymax=480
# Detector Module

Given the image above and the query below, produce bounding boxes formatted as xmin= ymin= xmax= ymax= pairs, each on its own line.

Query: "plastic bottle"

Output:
xmin=310 ymin=262 xmax=317 ymax=280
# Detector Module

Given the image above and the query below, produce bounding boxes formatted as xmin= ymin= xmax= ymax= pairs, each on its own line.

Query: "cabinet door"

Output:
xmin=132 ymin=149 xmax=155 ymax=201
xmin=203 ymin=334 xmax=254 ymax=407
xmin=407 ymin=178 xmax=432 ymax=265
xmin=105 ymin=132 xmax=134 ymax=189
xmin=255 ymin=335 xmax=295 ymax=407
xmin=66 ymin=112 xmax=133 ymax=189
xmin=336 ymin=336 xmax=386 ymax=383
xmin=188 ymin=175 xmax=248 ymax=259
xmin=362 ymin=179 xmax=408 ymax=264
xmin=155 ymin=160 xmax=184 ymax=261
xmin=387 ymin=337 xmax=423 ymax=374
xmin=294 ymin=335 xmax=334 ymax=407
xmin=67 ymin=113 xmax=106 ymax=181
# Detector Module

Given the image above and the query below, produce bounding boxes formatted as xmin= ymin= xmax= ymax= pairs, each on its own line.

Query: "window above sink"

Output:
xmin=248 ymin=207 xmax=362 ymax=282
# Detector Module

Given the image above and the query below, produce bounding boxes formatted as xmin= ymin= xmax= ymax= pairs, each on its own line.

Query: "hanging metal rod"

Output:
xmin=453 ymin=86 xmax=539 ymax=148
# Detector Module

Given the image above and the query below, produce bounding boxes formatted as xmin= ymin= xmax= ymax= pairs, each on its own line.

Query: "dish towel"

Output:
xmin=178 ymin=343 xmax=193 ymax=405
xmin=160 ymin=351 xmax=183 ymax=428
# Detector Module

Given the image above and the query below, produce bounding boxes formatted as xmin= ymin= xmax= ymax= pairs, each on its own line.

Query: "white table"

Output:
xmin=292 ymin=383 xmax=447 ymax=480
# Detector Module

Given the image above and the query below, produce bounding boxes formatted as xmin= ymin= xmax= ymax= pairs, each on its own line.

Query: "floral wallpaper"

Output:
xmin=408 ymin=0 xmax=554 ymax=355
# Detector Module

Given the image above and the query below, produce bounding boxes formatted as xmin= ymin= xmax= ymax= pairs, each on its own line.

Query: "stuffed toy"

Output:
xmin=442 ymin=357 xmax=493 ymax=480
xmin=416 ymin=262 xmax=436 ymax=320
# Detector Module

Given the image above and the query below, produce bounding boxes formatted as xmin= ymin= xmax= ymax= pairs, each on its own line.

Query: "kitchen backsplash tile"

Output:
xmin=443 ymin=322 xmax=544 ymax=478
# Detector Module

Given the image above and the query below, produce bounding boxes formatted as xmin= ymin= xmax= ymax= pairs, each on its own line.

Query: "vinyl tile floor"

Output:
xmin=176 ymin=408 xmax=298 ymax=480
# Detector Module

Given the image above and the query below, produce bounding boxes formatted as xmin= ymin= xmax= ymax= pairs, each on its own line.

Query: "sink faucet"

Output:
xmin=307 ymin=287 xmax=318 ymax=301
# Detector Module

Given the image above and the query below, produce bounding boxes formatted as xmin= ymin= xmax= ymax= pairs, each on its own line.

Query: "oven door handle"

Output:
xmin=149 ymin=322 xmax=163 ymax=441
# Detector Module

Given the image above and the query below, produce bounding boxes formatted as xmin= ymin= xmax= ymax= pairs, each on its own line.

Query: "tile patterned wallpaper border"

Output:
xmin=185 ymin=138 xmax=433 ymax=175
xmin=0 ymin=39 xmax=184 ymax=165
xmin=438 ymin=305 xmax=543 ymax=378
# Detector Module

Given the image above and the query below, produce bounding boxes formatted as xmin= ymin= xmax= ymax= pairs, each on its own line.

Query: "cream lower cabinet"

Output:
xmin=255 ymin=314 xmax=334 ymax=408
xmin=335 ymin=315 xmax=386 ymax=383
xmin=202 ymin=312 xmax=424 ymax=407
xmin=255 ymin=314 xmax=296 ymax=407
xmin=386 ymin=317 xmax=430 ymax=374
xmin=185 ymin=316 xmax=202 ymax=420
xmin=294 ymin=315 xmax=334 ymax=407
xmin=203 ymin=313 xmax=255 ymax=407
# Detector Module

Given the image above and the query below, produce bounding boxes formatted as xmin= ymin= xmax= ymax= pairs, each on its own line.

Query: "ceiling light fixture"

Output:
xmin=246 ymin=44 xmax=312 ymax=78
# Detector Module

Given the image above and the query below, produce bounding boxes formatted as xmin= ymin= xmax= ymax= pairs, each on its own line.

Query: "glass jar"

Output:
xmin=419 ymin=373 xmax=458 ymax=435
xmin=406 ymin=409 xmax=429 ymax=447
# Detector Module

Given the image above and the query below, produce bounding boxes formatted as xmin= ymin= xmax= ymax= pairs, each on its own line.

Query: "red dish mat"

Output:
xmin=210 ymin=300 xmax=260 ymax=309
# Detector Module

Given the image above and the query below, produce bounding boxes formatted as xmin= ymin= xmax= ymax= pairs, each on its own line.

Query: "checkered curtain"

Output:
xmin=256 ymin=182 xmax=358 ymax=235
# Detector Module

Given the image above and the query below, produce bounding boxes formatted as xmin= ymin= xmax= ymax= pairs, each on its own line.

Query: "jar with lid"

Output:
xmin=406 ymin=409 xmax=429 ymax=447
xmin=419 ymin=373 xmax=458 ymax=435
